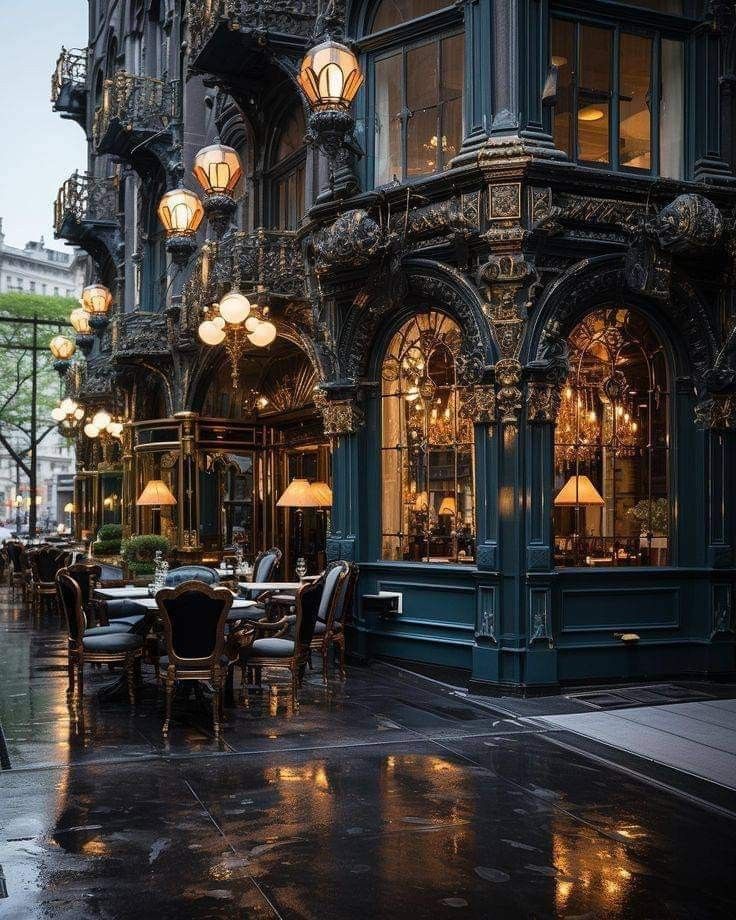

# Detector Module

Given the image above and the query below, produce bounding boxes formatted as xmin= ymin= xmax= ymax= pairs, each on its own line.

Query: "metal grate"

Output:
xmin=567 ymin=683 xmax=715 ymax=710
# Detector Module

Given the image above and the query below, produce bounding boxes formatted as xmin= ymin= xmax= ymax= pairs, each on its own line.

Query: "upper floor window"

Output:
xmin=551 ymin=10 xmax=685 ymax=178
xmin=380 ymin=311 xmax=475 ymax=564
xmin=554 ymin=308 xmax=670 ymax=568
xmin=367 ymin=1 xmax=463 ymax=187
xmin=270 ymin=107 xmax=306 ymax=230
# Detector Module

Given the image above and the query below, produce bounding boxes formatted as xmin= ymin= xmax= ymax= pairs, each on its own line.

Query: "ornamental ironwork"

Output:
xmin=51 ymin=46 xmax=87 ymax=106
xmin=187 ymin=0 xmax=318 ymax=60
xmin=93 ymin=73 xmax=179 ymax=149
xmin=54 ymin=172 xmax=118 ymax=235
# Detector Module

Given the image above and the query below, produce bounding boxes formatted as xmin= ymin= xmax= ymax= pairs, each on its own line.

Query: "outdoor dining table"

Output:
xmin=95 ymin=586 xmax=150 ymax=600
xmin=238 ymin=581 xmax=302 ymax=593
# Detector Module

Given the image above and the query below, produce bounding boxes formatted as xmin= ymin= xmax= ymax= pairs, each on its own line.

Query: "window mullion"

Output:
xmin=652 ymin=32 xmax=661 ymax=177
xmin=402 ymin=46 xmax=409 ymax=181
xmin=612 ymin=26 xmax=620 ymax=172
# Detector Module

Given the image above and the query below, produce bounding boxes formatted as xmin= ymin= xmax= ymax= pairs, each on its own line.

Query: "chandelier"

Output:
xmin=84 ymin=409 xmax=124 ymax=440
xmin=51 ymin=397 xmax=85 ymax=433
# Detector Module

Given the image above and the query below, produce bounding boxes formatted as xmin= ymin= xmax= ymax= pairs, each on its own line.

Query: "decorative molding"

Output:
xmin=529 ymin=586 xmax=553 ymax=647
xmin=526 ymin=382 xmax=561 ymax=423
xmin=711 ymin=583 xmax=735 ymax=638
xmin=488 ymin=183 xmax=521 ymax=220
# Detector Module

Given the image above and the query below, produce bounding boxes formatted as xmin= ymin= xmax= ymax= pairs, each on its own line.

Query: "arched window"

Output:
xmin=553 ymin=308 xmax=670 ymax=568
xmin=380 ymin=311 xmax=475 ymax=563
xmin=367 ymin=0 xmax=463 ymax=187
xmin=268 ymin=107 xmax=306 ymax=230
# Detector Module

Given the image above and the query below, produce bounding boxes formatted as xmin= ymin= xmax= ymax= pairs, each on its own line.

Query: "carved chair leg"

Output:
xmin=338 ymin=638 xmax=347 ymax=680
xmin=322 ymin=646 xmax=329 ymax=685
xmin=163 ymin=670 xmax=175 ymax=736
xmin=77 ymin=663 xmax=84 ymax=706
xmin=291 ymin=664 xmax=299 ymax=712
xmin=213 ymin=674 xmax=223 ymax=738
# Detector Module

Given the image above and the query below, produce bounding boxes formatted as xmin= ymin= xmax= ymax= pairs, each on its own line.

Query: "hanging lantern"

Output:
xmin=49 ymin=335 xmax=76 ymax=375
xmin=157 ymin=188 xmax=204 ymax=237
xmin=69 ymin=307 xmax=92 ymax=334
xmin=298 ymin=38 xmax=364 ymax=111
xmin=81 ymin=284 xmax=113 ymax=332
xmin=193 ymin=144 xmax=243 ymax=196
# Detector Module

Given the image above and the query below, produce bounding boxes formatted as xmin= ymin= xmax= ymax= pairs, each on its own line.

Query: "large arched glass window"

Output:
xmin=381 ymin=311 xmax=475 ymax=563
xmin=269 ymin=107 xmax=306 ymax=230
xmin=368 ymin=1 xmax=464 ymax=186
xmin=554 ymin=308 xmax=670 ymax=568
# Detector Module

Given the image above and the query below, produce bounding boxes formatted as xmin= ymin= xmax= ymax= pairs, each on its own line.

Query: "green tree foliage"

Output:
xmin=0 ymin=292 xmax=78 ymax=477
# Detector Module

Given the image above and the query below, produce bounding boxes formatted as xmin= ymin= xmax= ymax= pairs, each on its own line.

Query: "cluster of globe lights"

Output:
xmin=83 ymin=409 xmax=123 ymax=440
xmin=51 ymin=397 xmax=85 ymax=430
xmin=198 ymin=291 xmax=277 ymax=349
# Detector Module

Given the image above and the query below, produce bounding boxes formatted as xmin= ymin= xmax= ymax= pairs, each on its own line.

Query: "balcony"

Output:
xmin=187 ymin=0 xmax=317 ymax=77
xmin=51 ymin=46 xmax=87 ymax=126
xmin=112 ymin=312 xmax=170 ymax=365
xmin=93 ymin=73 xmax=179 ymax=165
xmin=54 ymin=172 xmax=122 ymax=270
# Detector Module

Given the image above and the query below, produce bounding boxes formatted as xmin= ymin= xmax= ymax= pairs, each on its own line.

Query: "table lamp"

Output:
xmin=277 ymin=479 xmax=321 ymax=577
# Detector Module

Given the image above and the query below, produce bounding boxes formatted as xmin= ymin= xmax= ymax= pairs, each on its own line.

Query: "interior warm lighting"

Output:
xmin=438 ymin=496 xmax=457 ymax=517
xmin=551 ymin=55 xmax=568 ymax=67
xmin=218 ymin=291 xmax=251 ymax=325
xmin=70 ymin=307 xmax=92 ymax=333
xmin=277 ymin=478 xmax=323 ymax=509
xmin=157 ymin=188 xmax=204 ymax=236
xmin=414 ymin=491 xmax=429 ymax=512
xmin=64 ymin=502 xmax=75 ymax=513
xmin=554 ymin=475 xmax=605 ymax=506
xmin=193 ymin=144 xmax=243 ymax=196
xmin=137 ymin=479 xmax=177 ymax=506
xmin=81 ymin=284 xmax=113 ymax=316
xmin=578 ymin=106 xmax=605 ymax=122
xmin=247 ymin=321 xmax=277 ymax=347
xmin=49 ymin=335 xmax=76 ymax=360
xmin=298 ymin=38 xmax=364 ymax=111
xmin=310 ymin=481 xmax=333 ymax=507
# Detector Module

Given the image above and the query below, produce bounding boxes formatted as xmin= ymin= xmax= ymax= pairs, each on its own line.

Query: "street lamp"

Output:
xmin=52 ymin=397 xmax=85 ymax=433
xmin=70 ymin=306 xmax=95 ymax=354
xmin=157 ymin=186 xmax=204 ymax=265
xmin=193 ymin=143 xmax=243 ymax=237
xmin=81 ymin=284 xmax=113 ymax=332
xmin=49 ymin=335 xmax=76 ymax=375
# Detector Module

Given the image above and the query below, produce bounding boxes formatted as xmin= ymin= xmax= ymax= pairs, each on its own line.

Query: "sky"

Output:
xmin=0 ymin=0 xmax=88 ymax=252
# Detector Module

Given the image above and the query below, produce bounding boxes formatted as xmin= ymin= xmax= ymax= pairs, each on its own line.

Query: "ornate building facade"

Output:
xmin=52 ymin=0 xmax=736 ymax=692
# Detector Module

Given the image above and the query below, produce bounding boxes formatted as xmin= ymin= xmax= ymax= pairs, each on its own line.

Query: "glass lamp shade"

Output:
xmin=60 ymin=397 xmax=77 ymax=414
xmin=438 ymin=496 xmax=457 ymax=517
xmin=212 ymin=315 xmax=226 ymax=330
xmin=106 ymin=421 xmax=124 ymax=438
xmin=218 ymin=291 xmax=251 ymax=325
xmin=310 ymin=481 xmax=333 ymax=507
xmin=92 ymin=409 xmax=112 ymax=430
xmin=136 ymin=479 xmax=177 ymax=506
xmin=277 ymin=478 xmax=323 ymax=509
xmin=193 ymin=144 xmax=243 ymax=195
xmin=414 ymin=491 xmax=429 ymax=512
xmin=81 ymin=284 xmax=113 ymax=316
xmin=64 ymin=502 xmax=75 ymax=513
xmin=554 ymin=475 xmax=605 ymax=506
xmin=245 ymin=314 xmax=260 ymax=333
xmin=74 ymin=407 xmax=85 ymax=420
xmin=298 ymin=39 xmax=364 ymax=111
xmin=49 ymin=335 xmax=76 ymax=360
xmin=70 ymin=307 xmax=92 ymax=333
xmin=84 ymin=423 xmax=100 ymax=438
xmin=248 ymin=321 xmax=277 ymax=347
xmin=198 ymin=320 xmax=226 ymax=346
xmin=51 ymin=407 xmax=66 ymax=422
xmin=157 ymin=188 xmax=204 ymax=236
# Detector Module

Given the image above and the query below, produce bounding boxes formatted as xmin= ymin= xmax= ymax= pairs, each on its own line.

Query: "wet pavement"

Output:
xmin=1 ymin=588 xmax=736 ymax=918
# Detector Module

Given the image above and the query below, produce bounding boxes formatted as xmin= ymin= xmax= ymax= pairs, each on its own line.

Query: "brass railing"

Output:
xmin=93 ymin=73 xmax=179 ymax=148
xmin=54 ymin=172 xmax=118 ymax=235
xmin=187 ymin=0 xmax=317 ymax=59
xmin=51 ymin=46 xmax=87 ymax=105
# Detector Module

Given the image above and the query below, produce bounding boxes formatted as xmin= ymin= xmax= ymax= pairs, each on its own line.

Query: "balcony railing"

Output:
xmin=187 ymin=0 xmax=317 ymax=61
xmin=54 ymin=172 xmax=119 ymax=236
xmin=93 ymin=73 xmax=179 ymax=149
xmin=51 ymin=46 xmax=87 ymax=105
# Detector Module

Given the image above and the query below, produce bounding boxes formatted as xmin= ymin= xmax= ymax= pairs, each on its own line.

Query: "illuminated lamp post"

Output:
xmin=49 ymin=335 xmax=76 ymax=376
xmin=192 ymin=144 xmax=243 ymax=238
xmin=157 ymin=186 xmax=204 ymax=266
xmin=80 ymin=284 xmax=113 ymax=333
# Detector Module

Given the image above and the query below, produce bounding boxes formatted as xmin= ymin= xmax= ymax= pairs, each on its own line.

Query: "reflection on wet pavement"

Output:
xmin=1 ymin=588 xmax=735 ymax=918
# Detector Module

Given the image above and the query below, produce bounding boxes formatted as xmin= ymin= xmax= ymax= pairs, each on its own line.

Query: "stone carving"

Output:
xmin=495 ymin=358 xmax=523 ymax=427
xmin=695 ymin=395 xmax=736 ymax=429
xmin=526 ymin=381 xmax=561 ymax=423
xmin=654 ymin=194 xmax=723 ymax=253
xmin=529 ymin=588 xmax=553 ymax=647
xmin=624 ymin=232 xmax=671 ymax=301
xmin=711 ymin=582 xmax=735 ymax=638
xmin=313 ymin=389 xmax=364 ymax=435
xmin=460 ymin=386 xmax=496 ymax=424
xmin=488 ymin=184 xmax=521 ymax=220
xmin=313 ymin=209 xmax=395 ymax=274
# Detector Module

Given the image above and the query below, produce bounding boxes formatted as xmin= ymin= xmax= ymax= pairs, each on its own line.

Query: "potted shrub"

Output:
xmin=121 ymin=534 xmax=171 ymax=581
xmin=92 ymin=523 xmax=123 ymax=558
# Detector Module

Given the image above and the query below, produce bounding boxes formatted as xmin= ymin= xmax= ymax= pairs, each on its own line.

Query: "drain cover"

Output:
xmin=567 ymin=684 xmax=715 ymax=710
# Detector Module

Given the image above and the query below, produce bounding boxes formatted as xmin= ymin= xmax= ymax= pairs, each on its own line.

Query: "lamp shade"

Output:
xmin=70 ymin=307 xmax=92 ymax=333
xmin=247 ymin=320 xmax=277 ymax=348
xmin=414 ymin=491 xmax=429 ymax=512
xmin=218 ymin=291 xmax=251 ymax=325
xmin=136 ymin=479 xmax=177 ymax=507
xmin=310 ymin=481 xmax=333 ymax=507
xmin=49 ymin=335 xmax=76 ymax=360
xmin=64 ymin=502 xmax=75 ymax=513
xmin=277 ymin=478 xmax=322 ymax=509
xmin=81 ymin=284 xmax=113 ymax=316
xmin=438 ymin=496 xmax=457 ymax=517
xmin=298 ymin=38 xmax=364 ymax=111
xmin=554 ymin=475 xmax=605 ymax=506
xmin=157 ymin=188 xmax=204 ymax=236
xmin=92 ymin=409 xmax=112 ymax=430
xmin=193 ymin=144 xmax=243 ymax=196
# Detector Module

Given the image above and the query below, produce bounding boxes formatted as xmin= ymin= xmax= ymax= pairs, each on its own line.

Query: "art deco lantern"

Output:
xmin=193 ymin=144 xmax=243 ymax=238
xmin=81 ymin=284 xmax=113 ymax=331
xmin=157 ymin=187 xmax=205 ymax=265
xmin=49 ymin=335 xmax=76 ymax=375
xmin=70 ymin=306 xmax=94 ymax=354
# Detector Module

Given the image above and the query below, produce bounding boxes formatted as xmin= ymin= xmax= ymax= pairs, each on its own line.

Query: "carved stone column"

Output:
xmin=176 ymin=411 xmax=199 ymax=553
xmin=121 ymin=422 xmax=134 ymax=540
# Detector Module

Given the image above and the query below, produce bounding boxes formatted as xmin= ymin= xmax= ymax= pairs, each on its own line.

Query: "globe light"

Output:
xmin=198 ymin=320 xmax=226 ymax=346
xmin=193 ymin=144 xmax=243 ymax=196
xmin=212 ymin=315 xmax=226 ymax=330
xmin=81 ymin=284 xmax=112 ymax=316
xmin=245 ymin=314 xmax=260 ymax=333
xmin=218 ymin=291 xmax=251 ymax=325
xmin=92 ymin=409 xmax=112 ymax=430
xmin=84 ymin=423 xmax=100 ymax=438
xmin=60 ymin=397 xmax=77 ymax=414
xmin=70 ymin=307 xmax=92 ymax=334
xmin=74 ymin=407 xmax=85 ymax=420
xmin=51 ymin=407 xmax=66 ymax=422
xmin=106 ymin=421 xmax=124 ymax=438
xmin=49 ymin=335 xmax=76 ymax=360
xmin=298 ymin=38 xmax=364 ymax=111
xmin=157 ymin=188 xmax=205 ymax=236
xmin=248 ymin=321 xmax=277 ymax=347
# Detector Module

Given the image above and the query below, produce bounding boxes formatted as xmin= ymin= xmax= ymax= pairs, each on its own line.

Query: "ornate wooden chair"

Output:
xmin=155 ymin=581 xmax=233 ymax=738
xmin=310 ymin=561 xmax=358 ymax=683
xmin=56 ymin=571 xmax=144 ymax=709
xmin=228 ymin=546 xmax=283 ymax=625
xmin=30 ymin=547 xmax=72 ymax=614
xmin=6 ymin=541 xmax=31 ymax=603
xmin=64 ymin=561 xmax=103 ymax=624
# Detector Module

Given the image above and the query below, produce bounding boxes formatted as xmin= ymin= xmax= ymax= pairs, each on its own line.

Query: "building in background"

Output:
xmin=51 ymin=0 xmax=736 ymax=693
xmin=0 ymin=219 xmax=85 ymax=296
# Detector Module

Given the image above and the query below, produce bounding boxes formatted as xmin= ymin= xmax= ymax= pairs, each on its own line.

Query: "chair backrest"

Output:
xmin=65 ymin=562 xmax=102 ymax=609
xmin=293 ymin=577 xmax=327 ymax=650
xmin=253 ymin=547 xmax=282 ymax=584
xmin=56 ymin=571 xmax=86 ymax=642
xmin=156 ymin=581 xmax=233 ymax=668
xmin=316 ymin=561 xmax=350 ymax=624
xmin=6 ymin=541 xmax=27 ymax=571
xmin=164 ymin=565 xmax=220 ymax=587
xmin=332 ymin=562 xmax=359 ymax=626
xmin=30 ymin=547 xmax=68 ymax=583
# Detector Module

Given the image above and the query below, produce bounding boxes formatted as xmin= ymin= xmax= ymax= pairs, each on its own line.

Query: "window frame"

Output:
xmin=549 ymin=0 xmax=696 ymax=178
